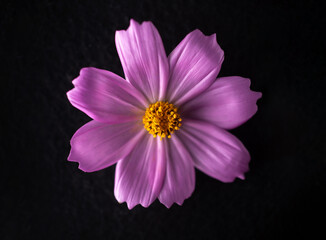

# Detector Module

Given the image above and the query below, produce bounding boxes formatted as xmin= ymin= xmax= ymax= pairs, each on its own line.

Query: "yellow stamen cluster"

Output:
xmin=143 ymin=101 xmax=182 ymax=139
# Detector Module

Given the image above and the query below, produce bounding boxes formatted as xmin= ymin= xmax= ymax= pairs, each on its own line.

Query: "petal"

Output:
xmin=158 ymin=136 xmax=195 ymax=208
xmin=181 ymin=76 xmax=262 ymax=129
xmin=115 ymin=19 xmax=169 ymax=102
xmin=67 ymin=67 xmax=147 ymax=124
xmin=177 ymin=120 xmax=250 ymax=183
xmin=68 ymin=120 xmax=144 ymax=172
xmin=167 ymin=30 xmax=224 ymax=106
xmin=114 ymin=134 xmax=166 ymax=209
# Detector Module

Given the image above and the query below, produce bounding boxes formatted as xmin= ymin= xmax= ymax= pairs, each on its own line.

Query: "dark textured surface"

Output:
xmin=1 ymin=0 xmax=326 ymax=239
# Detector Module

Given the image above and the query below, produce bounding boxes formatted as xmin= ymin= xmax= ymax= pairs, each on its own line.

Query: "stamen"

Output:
xmin=143 ymin=101 xmax=182 ymax=139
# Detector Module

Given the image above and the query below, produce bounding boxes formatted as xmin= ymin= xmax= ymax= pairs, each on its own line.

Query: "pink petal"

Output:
xmin=176 ymin=120 xmax=250 ymax=183
xmin=67 ymin=67 xmax=147 ymax=124
xmin=68 ymin=120 xmax=144 ymax=172
xmin=167 ymin=30 xmax=224 ymax=106
xmin=115 ymin=19 xmax=169 ymax=102
xmin=181 ymin=76 xmax=262 ymax=129
xmin=114 ymin=135 xmax=166 ymax=209
xmin=158 ymin=136 xmax=195 ymax=208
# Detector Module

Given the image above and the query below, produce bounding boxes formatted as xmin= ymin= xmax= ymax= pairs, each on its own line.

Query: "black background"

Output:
xmin=2 ymin=0 xmax=326 ymax=239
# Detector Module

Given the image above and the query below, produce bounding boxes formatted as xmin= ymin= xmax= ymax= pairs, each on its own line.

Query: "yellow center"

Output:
xmin=143 ymin=101 xmax=182 ymax=139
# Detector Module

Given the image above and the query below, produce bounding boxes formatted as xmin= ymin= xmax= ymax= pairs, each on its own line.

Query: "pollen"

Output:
xmin=143 ymin=101 xmax=182 ymax=139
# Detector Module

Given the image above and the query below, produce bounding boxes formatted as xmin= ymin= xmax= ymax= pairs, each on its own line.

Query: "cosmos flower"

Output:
xmin=67 ymin=19 xmax=262 ymax=209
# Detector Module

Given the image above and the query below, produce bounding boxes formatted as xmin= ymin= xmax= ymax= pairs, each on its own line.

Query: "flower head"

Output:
xmin=67 ymin=19 xmax=262 ymax=209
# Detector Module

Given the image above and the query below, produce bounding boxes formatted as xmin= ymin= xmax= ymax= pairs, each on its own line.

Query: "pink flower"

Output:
xmin=67 ymin=19 xmax=262 ymax=209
